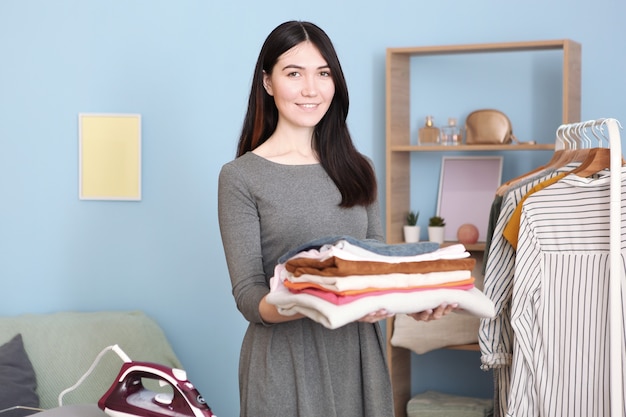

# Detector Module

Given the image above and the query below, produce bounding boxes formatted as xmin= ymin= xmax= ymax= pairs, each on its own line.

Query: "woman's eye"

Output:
xmin=320 ymin=71 xmax=331 ymax=77
xmin=287 ymin=72 xmax=300 ymax=77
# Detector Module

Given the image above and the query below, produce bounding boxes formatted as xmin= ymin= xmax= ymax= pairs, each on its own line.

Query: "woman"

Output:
xmin=218 ymin=20 xmax=453 ymax=417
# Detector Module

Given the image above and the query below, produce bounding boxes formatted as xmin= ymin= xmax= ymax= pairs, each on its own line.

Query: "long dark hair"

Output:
xmin=236 ymin=20 xmax=377 ymax=208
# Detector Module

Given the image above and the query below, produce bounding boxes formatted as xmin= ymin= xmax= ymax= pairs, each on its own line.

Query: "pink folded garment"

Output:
xmin=290 ymin=282 xmax=476 ymax=305
xmin=283 ymin=276 xmax=475 ymax=295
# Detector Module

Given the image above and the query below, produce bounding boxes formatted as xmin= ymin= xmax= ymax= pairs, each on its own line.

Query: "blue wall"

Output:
xmin=1 ymin=1 xmax=625 ymax=416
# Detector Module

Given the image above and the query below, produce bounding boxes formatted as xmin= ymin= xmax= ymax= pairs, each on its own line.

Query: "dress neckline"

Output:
xmin=247 ymin=151 xmax=321 ymax=167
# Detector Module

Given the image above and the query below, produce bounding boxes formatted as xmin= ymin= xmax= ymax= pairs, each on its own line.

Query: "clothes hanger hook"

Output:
xmin=556 ymin=124 xmax=569 ymax=150
xmin=580 ymin=120 xmax=594 ymax=148
xmin=590 ymin=123 xmax=606 ymax=148
xmin=565 ymin=124 xmax=578 ymax=149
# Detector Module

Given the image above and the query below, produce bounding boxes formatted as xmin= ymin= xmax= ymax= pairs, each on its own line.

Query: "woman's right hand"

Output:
xmin=259 ymin=295 xmax=305 ymax=323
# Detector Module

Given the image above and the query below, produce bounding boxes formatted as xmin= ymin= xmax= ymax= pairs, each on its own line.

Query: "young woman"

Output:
xmin=218 ymin=20 xmax=453 ymax=417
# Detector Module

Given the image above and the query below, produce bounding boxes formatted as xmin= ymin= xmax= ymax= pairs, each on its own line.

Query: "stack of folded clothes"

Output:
xmin=267 ymin=236 xmax=496 ymax=329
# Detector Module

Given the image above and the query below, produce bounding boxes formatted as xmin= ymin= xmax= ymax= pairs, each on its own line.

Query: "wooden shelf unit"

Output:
xmin=384 ymin=39 xmax=581 ymax=417
xmin=391 ymin=143 xmax=555 ymax=152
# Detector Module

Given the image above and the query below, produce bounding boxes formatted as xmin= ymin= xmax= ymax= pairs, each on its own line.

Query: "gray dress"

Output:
xmin=218 ymin=152 xmax=394 ymax=417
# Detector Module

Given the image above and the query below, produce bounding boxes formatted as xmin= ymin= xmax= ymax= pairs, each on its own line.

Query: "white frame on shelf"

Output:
xmin=436 ymin=156 xmax=503 ymax=242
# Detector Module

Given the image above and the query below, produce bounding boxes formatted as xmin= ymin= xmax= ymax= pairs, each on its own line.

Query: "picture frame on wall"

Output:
xmin=436 ymin=156 xmax=503 ymax=242
xmin=78 ymin=113 xmax=142 ymax=201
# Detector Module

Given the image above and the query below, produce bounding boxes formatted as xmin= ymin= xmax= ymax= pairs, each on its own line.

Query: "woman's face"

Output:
xmin=263 ymin=41 xmax=335 ymax=131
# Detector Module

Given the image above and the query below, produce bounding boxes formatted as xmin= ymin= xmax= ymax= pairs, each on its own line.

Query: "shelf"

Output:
xmin=391 ymin=143 xmax=555 ymax=152
xmin=385 ymin=38 xmax=581 ymax=246
xmin=446 ymin=343 xmax=480 ymax=352
xmin=385 ymin=39 xmax=581 ymax=417
xmin=442 ymin=241 xmax=486 ymax=252
xmin=387 ymin=39 xmax=581 ymax=56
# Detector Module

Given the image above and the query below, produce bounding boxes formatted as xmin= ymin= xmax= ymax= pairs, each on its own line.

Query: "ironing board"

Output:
xmin=34 ymin=404 xmax=107 ymax=417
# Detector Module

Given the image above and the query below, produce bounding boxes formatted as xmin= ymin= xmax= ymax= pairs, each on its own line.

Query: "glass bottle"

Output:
xmin=418 ymin=116 xmax=440 ymax=145
xmin=440 ymin=117 xmax=462 ymax=146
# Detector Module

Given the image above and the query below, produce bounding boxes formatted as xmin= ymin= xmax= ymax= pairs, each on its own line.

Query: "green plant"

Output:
xmin=406 ymin=210 xmax=419 ymax=226
xmin=428 ymin=215 xmax=446 ymax=227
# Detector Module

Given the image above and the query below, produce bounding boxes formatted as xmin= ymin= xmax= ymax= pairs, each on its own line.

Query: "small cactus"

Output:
xmin=406 ymin=211 xmax=419 ymax=226
xmin=428 ymin=216 xmax=446 ymax=227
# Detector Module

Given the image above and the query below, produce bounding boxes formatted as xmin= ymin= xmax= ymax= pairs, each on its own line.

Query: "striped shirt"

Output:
xmin=506 ymin=169 xmax=626 ymax=416
xmin=480 ymin=168 xmax=563 ymax=416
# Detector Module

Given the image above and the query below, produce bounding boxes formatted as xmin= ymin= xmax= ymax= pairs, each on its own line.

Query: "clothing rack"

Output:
xmin=557 ymin=118 xmax=623 ymax=416
xmin=606 ymin=118 xmax=623 ymax=417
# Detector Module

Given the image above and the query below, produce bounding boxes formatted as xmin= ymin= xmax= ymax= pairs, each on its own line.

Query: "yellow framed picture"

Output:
xmin=78 ymin=113 xmax=142 ymax=201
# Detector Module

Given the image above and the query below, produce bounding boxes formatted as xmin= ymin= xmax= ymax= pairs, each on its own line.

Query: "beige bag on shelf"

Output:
xmin=465 ymin=109 xmax=535 ymax=145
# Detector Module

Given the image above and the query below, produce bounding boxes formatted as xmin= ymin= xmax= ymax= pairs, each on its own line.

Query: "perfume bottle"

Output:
xmin=418 ymin=116 xmax=440 ymax=145
xmin=440 ymin=117 xmax=462 ymax=145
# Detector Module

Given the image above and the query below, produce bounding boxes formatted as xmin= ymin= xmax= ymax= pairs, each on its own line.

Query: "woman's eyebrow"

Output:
xmin=281 ymin=64 xmax=330 ymax=71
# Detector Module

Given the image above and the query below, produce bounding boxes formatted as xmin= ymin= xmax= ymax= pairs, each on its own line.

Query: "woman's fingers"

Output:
xmin=410 ymin=303 xmax=459 ymax=322
xmin=358 ymin=309 xmax=395 ymax=323
xmin=358 ymin=303 xmax=459 ymax=324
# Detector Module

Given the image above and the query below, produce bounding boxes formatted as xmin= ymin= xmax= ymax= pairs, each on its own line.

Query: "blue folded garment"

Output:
xmin=278 ymin=235 xmax=440 ymax=264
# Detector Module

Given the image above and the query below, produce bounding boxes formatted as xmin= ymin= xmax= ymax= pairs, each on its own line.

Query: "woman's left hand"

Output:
xmin=409 ymin=303 xmax=458 ymax=322
xmin=358 ymin=309 xmax=395 ymax=323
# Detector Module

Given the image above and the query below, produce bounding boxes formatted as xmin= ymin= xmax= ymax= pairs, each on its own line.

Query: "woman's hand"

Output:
xmin=259 ymin=295 xmax=305 ymax=323
xmin=359 ymin=309 xmax=395 ymax=323
xmin=409 ymin=303 xmax=458 ymax=322
xmin=353 ymin=303 xmax=459 ymax=324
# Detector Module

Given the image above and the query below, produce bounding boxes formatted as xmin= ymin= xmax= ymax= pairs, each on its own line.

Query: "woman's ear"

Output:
xmin=262 ymin=71 xmax=273 ymax=96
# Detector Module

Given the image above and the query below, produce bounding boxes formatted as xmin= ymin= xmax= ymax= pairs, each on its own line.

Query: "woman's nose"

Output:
xmin=301 ymin=76 xmax=318 ymax=96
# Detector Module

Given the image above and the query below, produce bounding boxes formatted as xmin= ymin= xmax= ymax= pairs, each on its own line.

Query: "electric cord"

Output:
xmin=57 ymin=344 xmax=132 ymax=407
xmin=0 ymin=406 xmax=45 ymax=415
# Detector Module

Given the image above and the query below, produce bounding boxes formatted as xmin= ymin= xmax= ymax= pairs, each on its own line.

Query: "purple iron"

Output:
xmin=98 ymin=348 xmax=216 ymax=417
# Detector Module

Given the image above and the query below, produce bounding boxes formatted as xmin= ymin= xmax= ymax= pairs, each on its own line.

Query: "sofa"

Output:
xmin=0 ymin=311 xmax=183 ymax=416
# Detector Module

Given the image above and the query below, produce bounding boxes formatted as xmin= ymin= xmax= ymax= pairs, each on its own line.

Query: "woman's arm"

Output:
xmin=218 ymin=163 xmax=270 ymax=324
xmin=219 ymin=162 xmax=304 ymax=325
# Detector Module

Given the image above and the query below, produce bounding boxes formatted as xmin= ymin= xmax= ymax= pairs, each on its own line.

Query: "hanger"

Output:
xmin=495 ymin=123 xmax=579 ymax=196
xmin=496 ymin=119 xmax=622 ymax=196
xmin=551 ymin=123 xmax=592 ymax=167
xmin=568 ymin=119 xmax=623 ymax=177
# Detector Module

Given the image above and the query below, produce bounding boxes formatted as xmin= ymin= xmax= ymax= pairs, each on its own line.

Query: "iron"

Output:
xmin=98 ymin=361 xmax=216 ymax=417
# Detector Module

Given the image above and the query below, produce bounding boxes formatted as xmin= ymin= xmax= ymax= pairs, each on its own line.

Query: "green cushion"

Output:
xmin=407 ymin=390 xmax=493 ymax=417
xmin=0 ymin=311 xmax=182 ymax=410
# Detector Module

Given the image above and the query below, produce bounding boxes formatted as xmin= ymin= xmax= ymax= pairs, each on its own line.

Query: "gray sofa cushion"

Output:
xmin=0 ymin=334 xmax=40 ymax=417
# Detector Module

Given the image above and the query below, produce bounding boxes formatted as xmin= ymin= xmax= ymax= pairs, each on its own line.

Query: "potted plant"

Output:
xmin=428 ymin=215 xmax=446 ymax=244
xmin=403 ymin=210 xmax=420 ymax=243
